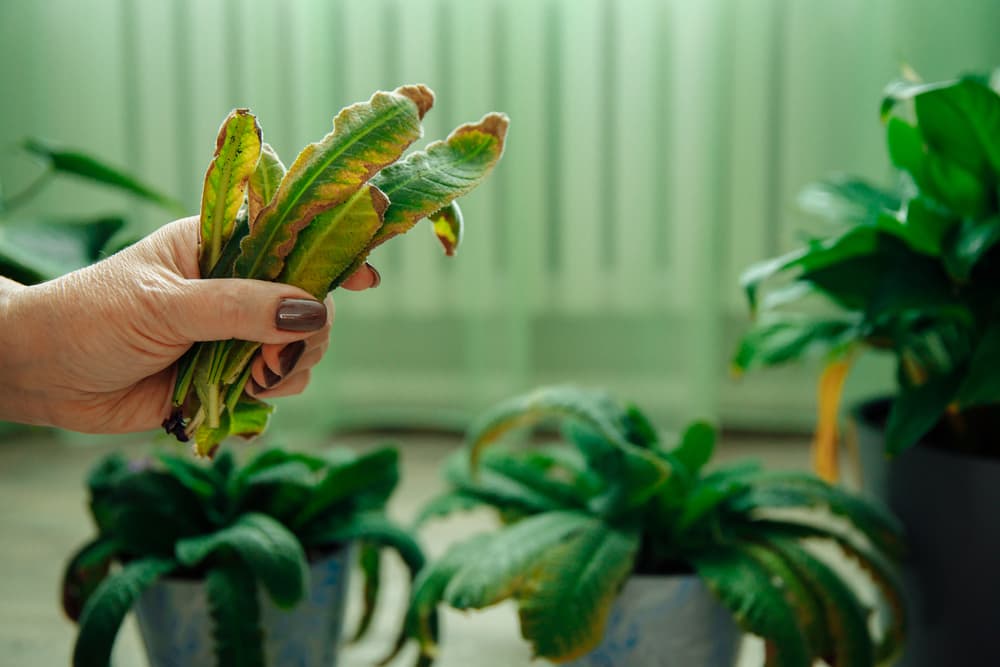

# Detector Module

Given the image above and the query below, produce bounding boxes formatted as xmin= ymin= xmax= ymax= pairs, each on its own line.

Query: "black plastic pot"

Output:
xmin=854 ymin=397 xmax=1000 ymax=667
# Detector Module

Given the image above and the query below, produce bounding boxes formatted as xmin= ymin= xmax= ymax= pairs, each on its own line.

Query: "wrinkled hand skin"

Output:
xmin=0 ymin=216 xmax=377 ymax=434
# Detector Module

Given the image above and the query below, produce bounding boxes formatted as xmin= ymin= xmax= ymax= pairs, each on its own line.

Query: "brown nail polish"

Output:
xmin=262 ymin=366 xmax=281 ymax=388
xmin=276 ymin=298 xmax=326 ymax=332
xmin=367 ymin=263 xmax=381 ymax=288
xmin=278 ymin=340 xmax=306 ymax=376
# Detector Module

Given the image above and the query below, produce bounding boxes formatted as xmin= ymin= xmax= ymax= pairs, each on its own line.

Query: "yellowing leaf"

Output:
xmin=369 ymin=113 xmax=508 ymax=250
xmin=234 ymin=86 xmax=431 ymax=281
xmin=247 ymin=143 xmax=286 ymax=226
xmin=277 ymin=185 xmax=389 ymax=299
xmin=199 ymin=109 xmax=262 ymax=277
xmin=429 ymin=201 xmax=463 ymax=256
xmin=813 ymin=356 xmax=853 ymax=482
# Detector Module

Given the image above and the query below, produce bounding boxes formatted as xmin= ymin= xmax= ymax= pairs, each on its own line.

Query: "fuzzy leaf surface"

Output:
xmin=247 ymin=142 xmax=286 ymax=225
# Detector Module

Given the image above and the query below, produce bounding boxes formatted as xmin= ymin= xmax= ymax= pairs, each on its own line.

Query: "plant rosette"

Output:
xmin=166 ymin=85 xmax=508 ymax=457
xmin=408 ymin=386 xmax=906 ymax=667
xmin=62 ymin=446 xmax=425 ymax=667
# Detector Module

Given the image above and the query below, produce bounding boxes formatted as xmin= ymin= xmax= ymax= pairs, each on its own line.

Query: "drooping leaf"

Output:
xmin=61 ymin=538 xmax=120 ymax=622
xmin=206 ymin=560 xmax=265 ymax=667
xmin=885 ymin=362 xmax=965 ymax=454
xmin=693 ymin=547 xmax=811 ymax=667
xmin=957 ymin=317 xmax=1000 ymax=407
xmin=0 ymin=216 xmax=125 ymax=284
xmin=155 ymin=452 xmax=218 ymax=502
xmin=764 ymin=537 xmax=875 ymax=667
xmin=293 ymin=447 xmax=399 ymax=530
xmin=247 ymin=142 xmax=286 ymax=225
xmin=276 ymin=184 xmax=388 ymax=299
xmin=811 ymin=356 xmax=853 ymax=482
xmin=413 ymin=489 xmax=487 ymax=527
xmin=943 ymin=215 xmax=1000 ymax=281
xmin=72 ymin=557 xmax=175 ymax=667
xmin=516 ymin=520 xmax=639 ymax=661
xmin=428 ymin=200 xmax=463 ymax=256
xmin=368 ymin=113 xmax=508 ymax=250
xmin=442 ymin=511 xmax=594 ymax=610
xmin=407 ymin=534 xmax=494 ymax=660
xmin=732 ymin=315 xmax=860 ymax=373
xmin=739 ymin=542 xmax=832 ymax=662
xmin=175 ymin=512 xmax=308 ymax=609
xmin=198 ymin=108 xmax=262 ymax=276
xmin=351 ymin=542 xmax=381 ymax=642
xmin=107 ymin=471 xmax=210 ymax=556
xmin=21 ymin=138 xmax=184 ymax=214
xmin=233 ymin=85 xmax=430 ymax=282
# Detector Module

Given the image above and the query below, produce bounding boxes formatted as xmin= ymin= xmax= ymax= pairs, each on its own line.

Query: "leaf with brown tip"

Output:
xmin=234 ymin=86 xmax=431 ymax=281
xmin=199 ymin=109 xmax=262 ymax=277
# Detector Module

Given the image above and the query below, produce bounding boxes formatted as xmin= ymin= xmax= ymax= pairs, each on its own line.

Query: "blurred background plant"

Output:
xmin=2 ymin=0 xmax=1000 ymax=442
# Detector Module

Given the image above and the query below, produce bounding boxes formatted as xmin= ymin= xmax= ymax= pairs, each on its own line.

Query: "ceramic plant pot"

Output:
xmin=134 ymin=547 xmax=351 ymax=667
xmin=565 ymin=574 xmax=741 ymax=667
xmin=854 ymin=398 xmax=1000 ymax=667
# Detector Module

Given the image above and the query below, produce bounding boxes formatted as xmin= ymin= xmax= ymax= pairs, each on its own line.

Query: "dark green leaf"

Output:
xmin=414 ymin=490 xmax=487 ymax=527
xmin=351 ymin=542 xmax=381 ymax=642
xmin=73 ymin=557 xmax=175 ymax=667
xmin=517 ymin=521 xmax=639 ymax=661
xmin=107 ymin=471 xmax=209 ymax=556
xmin=61 ymin=538 xmax=119 ymax=622
xmin=957 ymin=317 xmax=1000 ymax=407
xmin=914 ymin=78 xmax=1000 ymax=176
xmin=693 ymin=547 xmax=811 ymax=667
xmin=294 ymin=447 xmax=399 ymax=529
xmin=22 ymin=138 xmax=184 ymax=214
xmin=943 ymin=215 xmax=1000 ymax=281
xmin=733 ymin=314 xmax=860 ymax=372
xmin=0 ymin=216 xmax=125 ymax=283
xmin=668 ymin=421 xmax=716 ymax=475
xmin=206 ymin=560 xmax=265 ymax=667
xmin=886 ymin=364 xmax=965 ymax=454
xmin=175 ymin=512 xmax=308 ymax=609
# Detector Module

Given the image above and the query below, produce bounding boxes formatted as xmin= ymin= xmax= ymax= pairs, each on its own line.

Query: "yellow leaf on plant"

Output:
xmin=813 ymin=357 xmax=853 ymax=482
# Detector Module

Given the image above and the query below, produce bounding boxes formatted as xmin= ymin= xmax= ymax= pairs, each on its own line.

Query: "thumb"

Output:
xmin=167 ymin=278 xmax=331 ymax=345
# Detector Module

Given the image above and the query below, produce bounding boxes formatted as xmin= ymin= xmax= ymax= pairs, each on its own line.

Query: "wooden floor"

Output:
xmin=0 ymin=427 xmax=810 ymax=667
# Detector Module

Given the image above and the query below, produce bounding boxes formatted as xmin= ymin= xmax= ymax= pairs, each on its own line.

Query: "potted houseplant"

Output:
xmin=62 ymin=444 xmax=425 ymax=667
xmin=407 ymin=386 xmax=905 ymax=666
xmin=734 ymin=72 xmax=1000 ymax=665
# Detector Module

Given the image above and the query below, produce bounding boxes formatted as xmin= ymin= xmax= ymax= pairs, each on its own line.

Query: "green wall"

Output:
xmin=1 ymin=0 xmax=999 ymax=438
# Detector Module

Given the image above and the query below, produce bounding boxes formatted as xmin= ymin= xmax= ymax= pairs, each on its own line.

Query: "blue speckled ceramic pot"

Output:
xmin=565 ymin=575 xmax=740 ymax=667
xmin=134 ymin=547 xmax=351 ymax=667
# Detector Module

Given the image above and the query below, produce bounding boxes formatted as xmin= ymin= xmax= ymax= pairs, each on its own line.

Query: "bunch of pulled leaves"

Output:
xmin=166 ymin=85 xmax=507 ymax=456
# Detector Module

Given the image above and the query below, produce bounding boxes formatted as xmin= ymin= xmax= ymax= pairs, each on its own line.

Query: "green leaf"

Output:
xmin=275 ymin=184 xmax=388 ymax=299
xmin=107 ymin=471 xmax=210 ymax=556
xmin=351 ymin=542 xmax=381 ymax=642
xmin=21 ymin=138 xmax=184 ymax=214
xmin=368 ymin=113 xmax=508 ymax=250
xmin=407 ymin=534 xmax=494 ymax=660
xmin=205 ymin=560 xmax=265 ymax=667
xmin=61 ymin=538 xmax=119 ymax=623
xmin=233 ymin=85 xmax=430 ymax=282
xmin=668 ymin=420 xmax=716 ymax=474
xmin=957 ymin=317 xmax=1000 ymax=407
xmin=885 ymin=364 xmax=964 ymax=454
xmin=739 ymin=543 xmax=831 ymax=662
xmin=692 ymin=547 xmax=811 ymax=667
xmin=443 ymin=511 xmax=596 ymax=610
xmin=247 ymin=142 xmax=286 ymax=225
xmin=943 ymin=215 xmax=1000 ymax=281
xmin=73 ymin=557 xmax=175 ymax=667
xmin=294 ymin=447 xmax=399 ymax=530
xmin=0 ymin=216 xmax=125 ymax=283
xmin=198 ymin=108 xmax=262 ymax=276
xmin=733 ymin=314 xmax=861 ymax=373
xmin=413 ymin=489 xmax=486 ymax=527
xmin=175 ymin=512 xmax=308 ymax=609
xmin=516 ymin=521 xmax=639 ymax=661
xmin=796 ymin=174 xmax=901 ymax=226
xmin=764 ymin=537 xmax=875 ymax=667
xmin=428 ymin=200 xmax=464 ymax=256
xmin=155 ymin=452 xmax=218 ymax=502
xmin=914 ymin=78 xmax=1000 ymax=176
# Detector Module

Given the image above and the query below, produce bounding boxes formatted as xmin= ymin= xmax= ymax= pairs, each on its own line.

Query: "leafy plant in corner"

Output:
xmin=168 ymin=86 xmax=508 ymax=456
xmin=734 ymin=72 xmax=1000 ymax=475
xmin=407 ymin=386 xmax=906 ymax=666
xmin=62 ymin=445 xmax=424 ymax=667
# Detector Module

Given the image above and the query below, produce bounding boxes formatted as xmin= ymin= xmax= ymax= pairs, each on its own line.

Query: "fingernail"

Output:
xmin=276 ymin=298 xmax=326 ymax=332
xmin=366 ymin=263 xmax=381 ymax=288
xmin=262 ymin=366 xmax=281 ymax=388
xmin=278 ymin=340 xmax=306 ymax=376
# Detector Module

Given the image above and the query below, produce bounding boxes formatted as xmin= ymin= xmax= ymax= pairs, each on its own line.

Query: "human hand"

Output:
xmin=0 ymin=216 xmax=379 ymax=433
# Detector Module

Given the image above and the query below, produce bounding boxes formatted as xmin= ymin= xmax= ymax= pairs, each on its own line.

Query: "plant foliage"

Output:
xmin=409 ymin=386 xmax=906 ymax=666
xmin=735 ymin=72 xmax=1000 ymax=464
xmin=63 ymin=445 xmax=424 ymax=667
xmin=169 ymin=86 xmax=508 ymax=456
